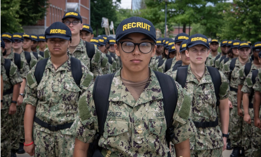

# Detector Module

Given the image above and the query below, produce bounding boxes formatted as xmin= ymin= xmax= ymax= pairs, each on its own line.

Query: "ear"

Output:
xmin=91 ymin=34 xmax=94 ymax=39
xmin=115 ymin=43 xmax=120 ymax=57
xmin=80 ymin=23 xmax=83 ymax=31
xmin=185 ymin=49 xmax=189 ymax=58
xmin=67 ymin=41 xmax=71 ymax=48
xmin=151 ymin=45 xmax=156 ymax=57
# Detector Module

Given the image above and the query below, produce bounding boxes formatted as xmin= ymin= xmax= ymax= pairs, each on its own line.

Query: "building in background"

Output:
xmin=23 ymin=0 xmax=90 ymax=34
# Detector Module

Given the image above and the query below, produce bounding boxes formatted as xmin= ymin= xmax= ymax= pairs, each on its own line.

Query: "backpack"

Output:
xmin=34 ymin=57 xmax=82 ymax=86
xmin=213 ymin=54 xmax=221 ymax=64
xmin=106 ymin=54 xmax=113 ymax=64
xmin=157 ymin=56 xmax=164 ymax=67
xmin=223 ymin=57 xmax=230 ymax=64
xmin=219 ymin=55 xmax=226 ymax=64
xmin=39 ymin=51 xmax=44 ymax=57
xmin=3 ymin=59 xmax=13 ymax=95
xmin=33 ymin=52 xmax=39 ymax=60
xmin=244 ymin=62 xmax=252 ymax=76
xmin=24 ymin=51 xmax=31 ymax=65
xmin=89 ymin=71 xmax=178 ymax=157
xmin=13 ymin=53 xmax=21 ymax=70
xmin=164 ymin=58 xmax=173 ymax=72
xmin=85 ymin=42 xmax=95 ymax=71
xmin=172 ymin=60 xmax=182 ymax=71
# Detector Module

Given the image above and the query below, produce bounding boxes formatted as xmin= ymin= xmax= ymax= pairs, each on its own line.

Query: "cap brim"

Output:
xmin=46 ymin=35 xmax=70 ymax=40
xmin=188 ymin=41 xmax=209 ymax=49
xmin=62 ymin=16 xmax=81 ymax=22
xmin=2 ymin=38 xmax=12 ymax=42
xmin=239 ymin=46 xmax=250 ymax=49
xmin=116 ymin=30 xmax=156 ymax=43
xmin=210 ymin=41 xmax=219 ymax=43
xmin=12 ymin=38 xmax=23 ymax=41
xmin=81 ymin=29 xmax=92 ymax=34
xmin=175 ymin=40 xmax=184 ymax=43
xmin=156 ymin=43 xmax=164 ymax=46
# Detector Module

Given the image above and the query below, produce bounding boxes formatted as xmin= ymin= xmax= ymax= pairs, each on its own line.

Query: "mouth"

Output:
xmin=53 ymin=48 xmax=61 ymax=51
xmin=196 ymin=57 xmax=202 ymax=60
xmin=130 ymin=59 xmax=142 ymax=64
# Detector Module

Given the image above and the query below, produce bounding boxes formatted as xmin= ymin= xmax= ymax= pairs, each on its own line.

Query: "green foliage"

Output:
xmin=1 ymin=0 xmax=23 ymax=33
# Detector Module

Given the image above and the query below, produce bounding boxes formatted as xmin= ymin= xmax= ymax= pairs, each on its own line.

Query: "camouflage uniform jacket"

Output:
xmin=2 ymin=59 xmax=23 ymax=109
xmin=219 ymin=57 xmax=231 ymax=71
xmin=108 ymin=51 xmax=121 ymax=71
xmin=253 ymin=69 xmax=261 ymax=117
xmin=165 ymin=57 xmax=178 ymax=73
xmin=101 ymin=53 xmax=112 ymax=74
xmin=73 ymin=69 xmax=193 ymax=156
xmin=149 ymin=55 xmax=158 ymax=71
xmin=21 ymin=51 xmax=38 ymax=69
xmin=238 ymin=62 xmax=259 ymax=85
xmin=5 ymin=51 xmax=30 ymax=79
xmin=205 ymin=52 xmax=220 ymax=67
xmin=23 ymin=57 xmax=93 ymax=135
xmin=167 ymin=65 xmax=229 ymax=150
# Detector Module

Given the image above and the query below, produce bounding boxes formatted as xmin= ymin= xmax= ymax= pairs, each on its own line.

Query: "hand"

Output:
xmin=237 ymin=108 xmax=243 ymax=117
xmin=17 ymin=95 xmax=23 ymax=105
xmin=228 ymin=100 xmax=233 ymax=108
xmin=244 ymin=114 xmax=251 ymax=124
xmin=8 ymin=103 xmax=16 ymax=114
xmin=24 ymin=143 xmax=35 ymax=156
xmin=254 ymin=118 xmax=261 ymax=129
xmin=222 ymin=137 xmax=227 ymax=151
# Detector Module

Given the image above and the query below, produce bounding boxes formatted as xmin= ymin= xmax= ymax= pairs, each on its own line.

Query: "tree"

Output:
xmin=1 ymin=0 xmax=23 ymax=33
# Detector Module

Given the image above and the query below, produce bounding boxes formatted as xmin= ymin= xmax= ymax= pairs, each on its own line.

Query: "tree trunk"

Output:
xmin=183 ymin=24 xmax=186 ymax=33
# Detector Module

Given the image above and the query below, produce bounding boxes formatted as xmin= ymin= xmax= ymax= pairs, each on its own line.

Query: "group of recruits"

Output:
xmin=1 ymin=10 xmax=260 ymax=157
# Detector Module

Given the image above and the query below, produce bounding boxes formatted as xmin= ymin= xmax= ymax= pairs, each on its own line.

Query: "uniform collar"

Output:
xmin=5 ymin=51 xmax=14 ymax=60
xmin=187 ymin=65 xmax=213 ymax=85
xmin=46 ymin=56 xmax=71 ymax=72
xmin=236 ymin=57 xmax=250 ymax=67
xmin=109 ymin=68 xmax=163 ymax=107
xmin=68 ymin=39 xmax=86 ymax=54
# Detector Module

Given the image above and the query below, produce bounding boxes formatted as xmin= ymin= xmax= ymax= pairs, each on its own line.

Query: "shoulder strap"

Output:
xmin=39 ymin=51 xmax=44 ymax=57
xmin=230 ymin=58 xmax=237 ymax=71
xmin=224 ymin=57 xmax=230 ymax=64
xmin=4 ymin=59 xmax=11 ymax=78
xmin=32 ymin=52 xmax=39 ymax=60
xmin=164 ymin=58 xmax=173 ymax=72
xmin=93 ymin=73 xmax=115 ymax=135
xmin=207 ymin=66 xmax=221 ymax=106
xmin=110 ymin=53 xmax=116 ymax=60
xmin=172 ymin=60 xmax=182 ymax=71
xmin=14 ymin=53 xmax=21 ymax=70
xmin=85 ymin=42 xmax=95 ymax=59
xmin=24 ymin=51 xmax=31 ymax=64
xmin=70 ymin=57 xmax=82 ymax=87
xmin=244 ymin=62 xmax=252 ymax=76
xmin=34 ymin=58 xmax=48 ymax=84
xmin=220 ymin=55 xmax=226 ymax=63
xmin=176 ymin=66 xmax=188 ymax=88
xmin=252 ymin=69 xmax=258 ymax=85
xmin=106 ymin=54 xmax=113 ymax=64
xmin=214 ymin=54 xmax=221 ymax=63
xmin=157 ymin=57 xmax=164 ymax=67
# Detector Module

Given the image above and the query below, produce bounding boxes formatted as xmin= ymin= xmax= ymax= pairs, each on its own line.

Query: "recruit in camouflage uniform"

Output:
xmin=205 ymin=39 xmax=220 ymax=67
xmin=73 ymin=69 xmax=193 ymax=157
xmin=22 ymin=34 xmax=39 ymax=69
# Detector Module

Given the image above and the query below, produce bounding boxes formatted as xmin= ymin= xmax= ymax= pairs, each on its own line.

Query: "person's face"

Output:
xmin=98 ymin=45 xmax=106 ymax=53
xmin=47 ymin=38 xmax=70 ymax=57
xmin=109 ymin=44 xmax=115 ymax=53
xmin=253 ymin=49 xmax=261 ymax=60
xmin=22 ymin=38 xmax=32 ymax=50
xmin=156 ymin=45 xmax=164 ymax=54
xmin=232 ymin=48 xmax=239 ymax=56
xmin=186 ymin=45 xmax=209 ymax=65
xmin=259 ymin=57 xmax=261 ymax=64
xmin=239 ymin=47 xmax=251 ymax=60
xmin=164 ymin=49 xmax=169 ymax=56
xmin=12 ymin=40 xmax=23 ymax=49
xmin=80 ymin=31 xmax=93 ymax=42
xmin=210 ymin=42 xmax=219 ymax=52
xmin=3 ymin=39 xmax=12 ymax=50
xmin=1 ymin=47 xmax=5 ymax=53
xmin=38 ymin=41 xmax=46 ymax=50
xmin=115 ymin=33 xmax=156 ymax=73
xmin=169 ymin=51 xmax=176 ymax=59
xmin=63 ymin=17 xmax=83 ymax=35
xmin=175 ymin=42 xmax=182 ymax=53
xmin=221 ymin=46 xmax=225 ymax=53
xmin=181 ymin=51 xmax=190 ymax=65
xmin=31 ymin=41 xmax=38 ymax=50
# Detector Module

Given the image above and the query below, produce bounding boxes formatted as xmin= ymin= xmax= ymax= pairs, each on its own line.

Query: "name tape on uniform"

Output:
xmin=2 ymin=34 xmax=12 ymax=38
xmin=178 ymin=36 xmax=189 ymax=40
xmin=13 ymin=35 xmax=22 ymax=38
xmin=65 ymin=12 xmax=78 ymax=17
xmin=191 ymin=37 xmax=207 ymax=43
xmin=122 ymin=22 xmax=151 ymax=31
xmin=50 ymin=29 xmax=66 ymax=35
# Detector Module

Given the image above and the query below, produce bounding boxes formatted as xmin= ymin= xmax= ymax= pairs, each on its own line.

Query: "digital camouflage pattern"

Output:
xmin=149 ymin=55 xmax=159 ymax=71
xmin=73 ymin=69 xmax=193 ymax=157
xmin=190 ymin=147 xmax=222 ymax=157
xmin=108 ymin=51 xmax=121 ymax=70
xmin=205 ymin=53 xmax=219 ymax=67
xmin=221 ymin=57 xmax=251 ymax=148
xmin=1 ymin=60 xmax=22 ymax=156
xmin=165 ymin=57 xmax=178 ymax=73
xmin=101 ymin=53 xmax=112 ymax=74
xmin=21 ymin=51 xmax=38 ymax=69
xmin=167 ymin=65 xmax=229 ymax=150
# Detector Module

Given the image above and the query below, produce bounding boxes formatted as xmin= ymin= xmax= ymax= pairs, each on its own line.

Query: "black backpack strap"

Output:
xmin=244 ymin=62 xmax=252 ymax=76
xmin=224 ymin=57 xmax=230 ymax=64
xmin=252 ymin=69 xmax=258 ymax=85
xmin=39 ymin=51 xmax=44 ymax=57
xmin=93 ymin=73 xmax=115 ymax=136
xmin=157 ymin=57 xmax=164 ymax=67
xmin=176 ymin=66 xmax=188 ymax=88
xmin=4 ymin=59 xmax=11 ymax=78
xmin=214 ymin=54 xmax=221 ymax=63
xmin=110 ymin=53 xmax=116 ymax=60
xmin=154 ymin=71 xmax=178 ymax=146
xmin=220 ymin=55 xmax=226 ymax=63
xmin=14 ymin=53 xmax=21 ymax=70
xmin=85 ymin=42 xmax=95 ymax=59
xmin=24 ymin=51 xmax=31 ymax=65
xmin=106 ymin=54 xmax=113 ymax=64
xmin=229 ymin=58 xmax=237 ymax=71
xmin=32 ymin=52 xmax=39 ymax=60
xmin=34 ymin=58 xmax=48 ymax=84
xmin=164 ymin=58 xmax=173 ymax=72
xmin=70 ymin=57 xmax=82 ymax=87
xmin=172 ymin=60 xmax=182 ymax=71
xmin=207 ymin=66 xmax=221 ymax=106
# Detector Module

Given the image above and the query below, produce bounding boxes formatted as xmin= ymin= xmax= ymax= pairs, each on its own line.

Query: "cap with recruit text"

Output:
xmin=90 ymin=37 xmax=99 ymax=45
xmin=62 ymin=11 xmax=82 ymax=23
xmin=31 ymin=34 xmax=38 ymax=42
xmin=231 ymin=40 xmax=240 ymax=49
xmin=12 ymin=33 xmax=23 ymax=42
xmin=253 ymin=42 xmax=261 ymax=50
xmin=180 ymin=40 xmax=188 ymax=53
xmin=156 ymin=38 xmax=163 ymax=45
xmin=238 ymin=41 xmax=250 ymax=49
xmin=108 ymin=37 xmax=116 ymax=45
xmin=1 ymin=38 xmax=5 ymax=48
xmin=210 ymin=39 xmax=219 ymax=43
xmin=187 ymin=34 xmax=209 ymax=49
xmin=227 ymin=40 xmax=233 ymax=47
xmin=169 ymin=45 xmax=176 ymax=53
xmin=38 ymin=34 xmax=46 ymax=42
xmin=175 ymin=33 xmax=189 ymax=43
xmin=221 ymin=40 xmax=228 ymax=47
xmin=98 ymin=37 xmax=106 ymax=46
xmin=116 ymin=17 xmax=156 ymax=43
xmin=82 ymin=24 xmax=93 ymax=34
xmin=45 ymin=22 xmax=71 ymax=40
xmin=23 ymin=33 xmax=31 ymax=40
xmin=2 ymin=33 xmax=13 ymax=42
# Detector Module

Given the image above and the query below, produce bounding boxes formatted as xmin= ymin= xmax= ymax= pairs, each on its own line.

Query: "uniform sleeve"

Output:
xmin=237 ymin=66 xmax=246 ymax=85
xmin=19 ymin=55 xmax=30 ymax=79
xmin=29 ymin=53 xmax=38 ymax=69
xmin=9 ymin=61 xmax=23 ymax=85
xmin=241 ymin=72 xmax=253 ymax=94
xmin=219 ymin=71 xmax=229 ymax=100
xmin=23 ymin=66 xmax=38 ymax=106
xmin=157 ymin=60 xmax=166 ymax=73
xmin=80 ymin=62 xmax=94 ymax=92
xmin=253 ymin=72 xmax=261 ymax=93
xmin=165 ymin=70 xmax=177 ymax=80
xmin=44 ymin=48 xmax=50 ymax=59
xmin=172 ymin=82 xmax=193 ymax=144
xmin=73 ymin=83 xmax=97 ymax=143
xmin=221 ymin=60 xmax=231 ymax=80
xmin=90 ymin=48 xmax=103 ymax=78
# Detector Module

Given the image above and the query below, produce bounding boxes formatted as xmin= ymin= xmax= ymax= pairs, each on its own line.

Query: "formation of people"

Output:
xmin=1 ymin=11 xmax=260 ymax=157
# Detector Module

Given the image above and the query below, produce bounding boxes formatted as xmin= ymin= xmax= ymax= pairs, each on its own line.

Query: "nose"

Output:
xmin=133 ymin=45 xmax=141 ymax=55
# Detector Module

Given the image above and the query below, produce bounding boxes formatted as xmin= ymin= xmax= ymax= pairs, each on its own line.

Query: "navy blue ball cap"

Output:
xmin=108 ymin=37 xmax=116 ymax=45
xmin=239 ymin=41 xmax=250 ymax=49
xmin=82 ymin=24 xmax=93 ymax=34
xmin=169 ymin=45 xmax=176 ymax=53
xmin=12 ymin=33 xmax=23 ymax=42
xmin=1 ymin=38 xmax=5 ymax=48
xmin=116 ymin=17 xmax=156 ymax=43
xmin=210 ymin=39 xmax=219 ymax=43
xmin=227 ymin=40 xmax=233 ymax=47
xmin=156 ymin=37 xmax=163 ymax=45
xmin=23 ymin=33 xmax=31 ymax=40
xmin=98 ymin=37 xmax=106 ymax=46
xmin=253 ymin=42 xmax=261 ymax=50
xmin=2 ymin=32 xmax=13 ymax=42
xmin=187 ymin=34 xmax=209 ymax=49
xmin=90 ymin=37 xmax=99 ymax=45
xmin=180 ymin=40 xmax=188 ymax=53
xmin=38 ymin=34 xmax=46 ymax=42
xmin=231 ymin=40 xmax=240 ymax=49
xmin=259 ymin=52 xmax=261 ymax=58
xmin=45 ymin=22 xmax=71 ymax=40
xmin=62 ymin=11 xmax=82 ymax=23
xmin=31 ymin=34 xmax=38 ymax=42
xmin=175 ymin=33 xmax=189 ymax=43
xmin=221 ymin=40 xmax=228 ymax=47
xmin=101 ymin=35 xmax=109 ymax=43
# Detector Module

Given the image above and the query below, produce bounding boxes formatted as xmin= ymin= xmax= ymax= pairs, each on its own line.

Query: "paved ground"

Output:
xmin=17 ymin=150 xmax=233 ymax=157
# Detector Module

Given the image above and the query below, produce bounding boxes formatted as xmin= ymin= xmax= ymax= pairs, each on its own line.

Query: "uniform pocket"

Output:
xmin=148 ymin=117 xmax=166 ymax=137
xmin=103 ymin=120 xmax=128 ymax=138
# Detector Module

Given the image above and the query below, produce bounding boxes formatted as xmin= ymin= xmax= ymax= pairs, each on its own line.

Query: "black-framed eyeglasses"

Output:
xmin=254 ymin=49 xmax=261 ymax=52
xmin=119 ymin=41 xmax=154 ymax=54
xmin=63 ymin=20 xmax=80 ymax=26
